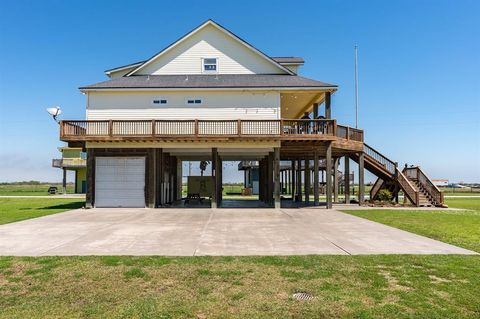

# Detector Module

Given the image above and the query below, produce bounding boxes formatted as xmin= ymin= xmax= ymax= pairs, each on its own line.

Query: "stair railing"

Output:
xmin=396 ymin=168 xmax=420 ymax=206
xmin=403 ymin=166 xmax=444 ymax=206
xmin=363 ymin=143 xmax=396 ymax=176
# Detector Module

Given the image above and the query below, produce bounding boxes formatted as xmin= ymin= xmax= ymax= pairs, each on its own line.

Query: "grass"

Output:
xmin=0 ymin=192 xmax=479 ymax=317
xmin=0 ymin=183 xmax=75 ymax=196
xmin=0 ymin=198 xmax=85 ymax=224
xmin=343 ymin=197 xmax=480 ymax=253
xmin=0 ymin=255 xmax=478 ymax=318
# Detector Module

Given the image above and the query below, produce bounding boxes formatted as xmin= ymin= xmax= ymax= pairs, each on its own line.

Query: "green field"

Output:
xmin=0 ymin=183 xmax=75 ymax=196
xmin=0 ymin=194 xmax=479 ymax=318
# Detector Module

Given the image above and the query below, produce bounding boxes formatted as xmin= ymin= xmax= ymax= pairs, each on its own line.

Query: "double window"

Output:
xmin=202 ymin=58 xmax=217 ymax=73
xmin=152 ymin=98 xmax=167 ymax=106
xmin=186 ymin=98 xmax=202 ymax=105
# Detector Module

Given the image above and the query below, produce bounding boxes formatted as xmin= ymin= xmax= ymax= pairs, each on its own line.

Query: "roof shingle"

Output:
xmin=80 ymin=74 xmax=336 ymax=90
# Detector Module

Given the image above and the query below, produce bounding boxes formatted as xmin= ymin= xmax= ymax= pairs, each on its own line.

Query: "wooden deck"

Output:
xmin=60 ymin=119 xmax=364 ymax=144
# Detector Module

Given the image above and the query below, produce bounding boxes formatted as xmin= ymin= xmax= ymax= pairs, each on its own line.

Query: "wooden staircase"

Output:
xmin=351 ymin=144 xmax=445 ymax=207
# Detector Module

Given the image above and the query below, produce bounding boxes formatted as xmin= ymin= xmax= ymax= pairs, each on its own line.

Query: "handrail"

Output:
xmin=404 ymin=166 xmax=444 ymax=205
xmin=363 ymin=143 xmax=396 ymax=175
xmin=396 ymin=168 xmax=419 ymax=206
xmin=60 ymin=119 xmax=363 ymax=142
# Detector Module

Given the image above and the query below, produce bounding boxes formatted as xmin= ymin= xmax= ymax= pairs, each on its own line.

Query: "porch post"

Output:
xmin=314 ymin=150 xmax=319 ymax=206
xmin=267 ymin=152 xmax=274 ymax=205
xmin=344 ymin=155 xmax=350 ymax=204
xmin=147 ymin=148 xmax=156 ymax=208
xmin=62 ymin=168 xmax=67 ymax=194
xmin=325 ymin=92 xmax=332 ymax=119
xmin=212 ymin=148 xmax=218 ymax=209
xmin=359 ymin=152 xmax=365 ymax=205
xmin=291 ymin=160 xmax=296 ymax=201
xmin=218 ymin=156 xmax=223 ymax=204
xmin=259 ymin=159 xmax=264 ymax=202
xmin=85 ymin=148 xmax=95 ymax=208
xmin=333 ymin=157 xmax=339 ymax=203
xmin=304 ymin=159 xmax=310 ymax=205
xmin=313 ymin=102 xmax=319 ymax=119
xmin=274 ymin=147 xmax=281 ymax=209
xmin=326 ymin=142 xmax=333 ymax=209
xmin=296 ymin=159 xmax=302 ymax=202
xmin=156 ymin=148 xmax=163 ymax=206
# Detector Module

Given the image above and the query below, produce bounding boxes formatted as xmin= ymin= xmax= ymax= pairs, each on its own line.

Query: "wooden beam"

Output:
xmin=274 ymin=147 xmax=281 ymax=209
xmin=147 ymin=148 xmax=156 ymax=208
xmin=85 ymin=148 xmax=95 ymax=208
xmin=267 ymin=152 xmax=274 ymax=205
xmin=344 ymin=155 xmax=350 ymax=204
xmin=359 ymin=152 xmax=365 ymax=205
xmin=314 ymin=150 xmax=319 ymax=206
xmin=325 ymin=92 xmax=331 ymax=119
xmin=326 ymin=142 xmax=333 ymax=209
xmin=313 ymin=102 xmax=319 ymax=119
xmin=291 ymin=160 xmax=296 ymax=200
xmin=211 ymin=148 xmax=218 ymax=209
xmin=305 ymin=159 xmax=310 ymax=205
xmin=296 ymin=159 xmax=302 ymax=202
xmin=156 ymin=148 xmax=163 ymax=206
xmin=333 ymin=157 xmax=339 ymax=203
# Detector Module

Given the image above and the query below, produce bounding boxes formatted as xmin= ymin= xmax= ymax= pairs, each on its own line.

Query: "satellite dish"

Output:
xmin=46 ymin=106 xmax=62 ymax=122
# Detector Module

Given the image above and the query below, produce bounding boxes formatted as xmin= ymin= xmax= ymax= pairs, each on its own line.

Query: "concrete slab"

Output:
xmin=0 ymin=208 xmax=476 ymax=256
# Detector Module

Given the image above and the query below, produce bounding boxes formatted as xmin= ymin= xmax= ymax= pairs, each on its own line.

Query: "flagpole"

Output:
xmin=354 ymin=45 xmax=359 ymax=129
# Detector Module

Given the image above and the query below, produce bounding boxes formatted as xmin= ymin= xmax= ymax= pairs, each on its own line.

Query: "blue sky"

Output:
xmin=0 ymin=0 xmax=479 ymax=183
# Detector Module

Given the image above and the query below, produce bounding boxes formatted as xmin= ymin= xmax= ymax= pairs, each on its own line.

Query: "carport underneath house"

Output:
xmin=61 ymin=118 xmax=366 ymax=209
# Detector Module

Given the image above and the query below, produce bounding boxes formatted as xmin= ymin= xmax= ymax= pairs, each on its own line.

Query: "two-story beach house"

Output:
xmin=59 ymin=20 xmax=444 ymax=209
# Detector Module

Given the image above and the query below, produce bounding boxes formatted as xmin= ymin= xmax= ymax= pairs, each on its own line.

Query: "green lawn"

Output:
xmin=0 ymin=198 xmax=85 ymax=224
xmin=0 ymin=196 xmax=479 ymax=318
xmin=0 ymin=255 xmax=478 ymax=318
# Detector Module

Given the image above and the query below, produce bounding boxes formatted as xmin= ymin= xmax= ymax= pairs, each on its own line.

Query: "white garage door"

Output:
xmin=95 ymin=157 xmax=146 ymax=208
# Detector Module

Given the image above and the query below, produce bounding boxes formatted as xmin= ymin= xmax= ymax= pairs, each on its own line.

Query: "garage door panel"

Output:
xmin=95 ymin=157 xmax=146 ymax=208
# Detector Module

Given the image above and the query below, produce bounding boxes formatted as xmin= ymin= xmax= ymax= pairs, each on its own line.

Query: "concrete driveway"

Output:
xmin=0 ymin=208 xmax=475 ymax=256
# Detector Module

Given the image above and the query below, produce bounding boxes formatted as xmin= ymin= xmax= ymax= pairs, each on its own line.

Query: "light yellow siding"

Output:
xmin=137 ymin=24 xmax=287 ymax=75
xmin=87 ymin=91 xmax=280 ymax=120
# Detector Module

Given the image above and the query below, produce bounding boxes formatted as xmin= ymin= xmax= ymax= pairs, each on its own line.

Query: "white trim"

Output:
xmin=105 ymin=62 xmax=144 ymax=74
xmin=201 ymin=57 xmax=218 ymax=74
xmin=125 ymin=20 xmax=294 ymax=76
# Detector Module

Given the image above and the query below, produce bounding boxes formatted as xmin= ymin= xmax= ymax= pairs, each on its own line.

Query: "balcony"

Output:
xmin=60 ymin=119 xmax=363 ymax=143
xmin=52 ymin=158 xmax=87 ymax=168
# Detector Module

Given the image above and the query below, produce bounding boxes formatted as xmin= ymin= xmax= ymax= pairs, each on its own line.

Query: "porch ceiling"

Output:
xmin=280 ymin=91 xmax=326 ymax=118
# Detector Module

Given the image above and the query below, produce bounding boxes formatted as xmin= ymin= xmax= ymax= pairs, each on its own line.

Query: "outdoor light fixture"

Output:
xmin=46 ymin=106 xmax=62 ymax=123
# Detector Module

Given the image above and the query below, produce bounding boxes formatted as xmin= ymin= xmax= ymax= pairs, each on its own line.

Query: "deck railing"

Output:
xmin=60 ymin=119 xmax=363 ymax=142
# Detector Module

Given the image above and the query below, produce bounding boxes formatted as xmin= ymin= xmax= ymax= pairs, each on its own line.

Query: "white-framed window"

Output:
xmin=186 ymin=98 xmax=203 ymax=105
xmin=152 ymin=98 xmax=168 ymax=106
xmin=202 ymin=58 xmax=217 ymax=73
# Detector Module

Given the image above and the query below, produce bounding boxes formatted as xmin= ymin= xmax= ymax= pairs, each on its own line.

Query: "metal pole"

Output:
xmin=355 ymin=45 xmax=359 ymax=129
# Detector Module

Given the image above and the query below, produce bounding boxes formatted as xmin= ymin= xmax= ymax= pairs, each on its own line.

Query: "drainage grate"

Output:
xmin=292 ymin=292 xmax=314 ymax=301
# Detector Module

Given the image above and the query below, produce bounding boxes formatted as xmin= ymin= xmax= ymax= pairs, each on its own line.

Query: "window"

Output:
xmin=152 ymin=98 xmax=168 ymax=106
xmin=186 ymin=98 xmax=203 ymax=105
xmin=203 ymin=58 xmax=217 ymax=73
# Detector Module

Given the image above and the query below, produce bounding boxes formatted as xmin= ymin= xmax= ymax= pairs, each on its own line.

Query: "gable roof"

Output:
xmin=271 ymin=57 xmax=305 ymax=64
xmin=80 ymin=74 xmax=336 ymax=90
xmin=124 ymin=19 xmax=295 ymax=76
